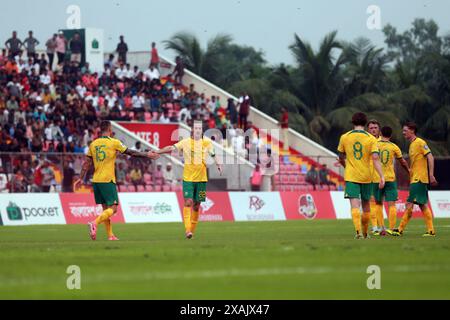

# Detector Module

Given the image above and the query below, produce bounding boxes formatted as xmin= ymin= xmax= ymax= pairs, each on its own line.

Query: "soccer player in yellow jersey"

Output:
xmin=367 ymin=119 xmax=383 ymax=234
xmin=74 ymin=121 xmax=160 ymax=241
xmin=338 ymin=113 xmax=385 ymax=239
xmin=388 ymin=122 xmax=438 ymax=237
xmin=156 ymin=121 xmax=223 ymax=239
xmin=374 ymin=127 xmax=410 ymax=233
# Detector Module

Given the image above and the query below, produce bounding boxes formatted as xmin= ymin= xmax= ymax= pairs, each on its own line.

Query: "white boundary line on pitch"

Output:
xmin=2 ymin=265 xmax=450 ymax=287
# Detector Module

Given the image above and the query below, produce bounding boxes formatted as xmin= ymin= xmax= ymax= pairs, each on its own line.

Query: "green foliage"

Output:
xmin=165 ymin=18 xmax=450 ymax=156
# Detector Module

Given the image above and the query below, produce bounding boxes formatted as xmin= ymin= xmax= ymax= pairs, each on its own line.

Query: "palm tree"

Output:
xmin=341 ymin=37 xmax=391 ymax=101
xmin=163 ymin=31 xmax=233 ymax=79
xmin=289 ymin=31 xmax=350 ymax=145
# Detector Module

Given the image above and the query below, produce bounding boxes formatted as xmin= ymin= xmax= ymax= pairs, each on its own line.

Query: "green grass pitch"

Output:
xmin=1 ymin=219 xmax=450 ymax=299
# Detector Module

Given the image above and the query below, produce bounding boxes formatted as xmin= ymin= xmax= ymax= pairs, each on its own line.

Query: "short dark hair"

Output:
xmin=100 ymin=121 xmax=111 ymax=132
xmin=404 ymin=122 xmax=417 ymax=134
xmin=381 ymin=126 xmax=393 ymax=138
xmin=351 ymin=112 xmax=368 ymax=127
xmin=368 ymin=119 xmax=380 ymax=128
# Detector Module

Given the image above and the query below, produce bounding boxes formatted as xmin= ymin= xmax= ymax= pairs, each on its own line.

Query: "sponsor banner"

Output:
xmin=428 ymin=191 xmax=450 ymax=218
xmin=228 ymin=192 xmax=286 ymax=221
xmin=176 ymin=192 xmax=234 ymax=222
xmin=119 ymin=193 xmax=182 ymax=223
xmin=117 ymin=122 xmax=178 ymax=149
xmin=390 ymin=190 xmax=432 ymax=219
xmin=0 ymin=194 xmax=65 ymax=226
xmin=60 ymin=193 xmax=125 ymax=224
xmin=281 ymin=192 xmax=336 ymax=220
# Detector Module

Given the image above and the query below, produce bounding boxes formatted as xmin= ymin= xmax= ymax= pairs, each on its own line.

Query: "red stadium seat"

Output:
xmin=144 ymin=173 xmax=152 ymax=184
xmin=281 ymin=175 xmax=289 ymax=184
xmin=288 ymin=175 xmax=297 ymax=184
xmin=137 ymin=185 xmax=145 ymax=192
xmin=154 ymin=185 xmax=162 ymax=192
xmin=144 ymin=112 xmax=152 ymax=122
xmin=145 ymin=185 xmax=154 ymax=192
xmin=119 ymin=185 xmax=128 ymax=192
xmin=127 ymin=185 xmax=136 ymax=192
xmin=163 ymin=185 xmax=171 ymax=192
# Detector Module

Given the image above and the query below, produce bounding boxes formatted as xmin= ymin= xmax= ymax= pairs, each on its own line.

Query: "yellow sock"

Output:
xmin=191 ymin=210 xmax=199 ymax=234
xmin=104 ymin=219 xmax=114 ymax=237
xmin=95 ymin=208 xmax=114 ymax=225
xmin=183 ymin=207 xmax=192 ymax=233
xmin=362 ymin=211 xmax=370 ymax=236
xmin=422 ymin=207 xmax=435 ymax=233
xmin=351 ymin=208 xmax=361 ymax=234
xmin=388 ymin=206 xmax=397 ymax=230
xmin=369 ymin=201 xmax=378 ymax=228
xmin=376 ymin=204 xmax=384 ymax=228
xmin=398 ymin=207 xmax=413 ymax=232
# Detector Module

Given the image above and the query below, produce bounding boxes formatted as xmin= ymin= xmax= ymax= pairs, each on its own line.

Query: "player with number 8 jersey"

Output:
xmin=338 ymin=113 xmax=385 ymax=239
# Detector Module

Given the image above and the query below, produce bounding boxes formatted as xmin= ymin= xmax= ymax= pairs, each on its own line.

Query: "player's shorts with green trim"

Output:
xmin=183 ymin=181 xmax=207 ymax=203
xmin=93 ymin=182 xmax=119 ymax=206
xmin=345 ymin=182 xmax=372 ymax=201
xmin=372 ymin=181 xmax=398 ymax=202
xmin=407 ymin=182 xmax=429 ymax=205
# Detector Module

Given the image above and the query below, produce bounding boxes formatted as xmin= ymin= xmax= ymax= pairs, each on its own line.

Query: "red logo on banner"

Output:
xmin=176 ymin=192 xmax=234 ymax=222
xmin=60 ymin=193 xmax=125 ymax=224
xmin=117 ymin=122 xmax=179 ymax=148
xmin=281 ymin=192 xmax=336 ymax=220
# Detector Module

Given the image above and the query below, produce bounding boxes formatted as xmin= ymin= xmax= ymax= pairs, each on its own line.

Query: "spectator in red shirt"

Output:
xmin=279 ymin=107 xmax=289 ymax=151
xmin=251 ymin=164 xmax=263 ymax=191
xmin=151 ymin=42 xmax=160 ymax=70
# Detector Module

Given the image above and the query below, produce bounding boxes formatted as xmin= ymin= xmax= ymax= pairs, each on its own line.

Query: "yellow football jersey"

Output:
xmin=409 ymin=137 xmax=431 ymax=183
xmin=369 ymin=136 xmax=382 ymax=183
xmin=377 ymin=140 xmax=403 ymax=182
xmin=87 ymin=136 xmax=128 ymax=183
xmin=338 ymin=130 xmax=379 ymax=183
xmin=175 ymin=137 xmax=215 ymax=182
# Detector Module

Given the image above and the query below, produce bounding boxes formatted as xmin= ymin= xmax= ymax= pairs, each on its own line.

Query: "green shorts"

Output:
xmin=407 ymin=182 xmax=428 ymax=205
xmin=93 ymin=182 xmax=119 ymax=206
xmin=345 ymin=182 xmax=372 ymax=201
xmin=372 ymin=181 xmax=398 ymax=202
xmin=183 ymin=181 xmax=207 ymax=203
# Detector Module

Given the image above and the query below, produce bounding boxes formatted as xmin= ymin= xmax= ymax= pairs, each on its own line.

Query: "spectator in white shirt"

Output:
xmin=172 ymin=85 xmax=182 ymax=101
xmin=144 ymin=64 xmax=160 ymax=81
xmin=207 ymin=96 xmax=217 ymax=113
xmin=132 ymin=92 xmax=145 ymax=113
xmin=158 ymin=110 xmax=170 ymax=124
xmin=105 ymin=91 xmax=116 ymax=109
xmin=86 ymin=91 xmax=99 ymax=110
xmin=115 ymin=63 xmax=127 ymax=80
xmin=40 ymin=69 xmax=52 ymax=85
xmin=178 ymin=105 xmax=192 ymax=124
xmin=125 ymin=64 xmax=135 ymax=79
xmin=75 ymin=82 xmax=87 ymax=98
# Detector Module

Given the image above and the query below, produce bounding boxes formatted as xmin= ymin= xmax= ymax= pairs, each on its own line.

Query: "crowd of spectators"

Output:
xmin=0 ymin=30 xmax=262 ymax=193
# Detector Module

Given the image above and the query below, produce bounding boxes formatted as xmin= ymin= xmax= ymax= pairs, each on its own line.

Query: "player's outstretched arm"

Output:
xmin=372 ymin=153 xmax=385 ymax=189
xmin=124 ymin=148 xmax=160 ymax=160
xmin=74 ymin=156 xmax=93 ymax=189
xmin=426 ymin=153 xmax=438 ymax=186
xmin=156 ymin=146 xmax=176 ymax=155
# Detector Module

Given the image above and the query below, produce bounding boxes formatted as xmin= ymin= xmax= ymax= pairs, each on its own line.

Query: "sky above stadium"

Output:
xmin=1 ymin=0 xmax=449 ymax=65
